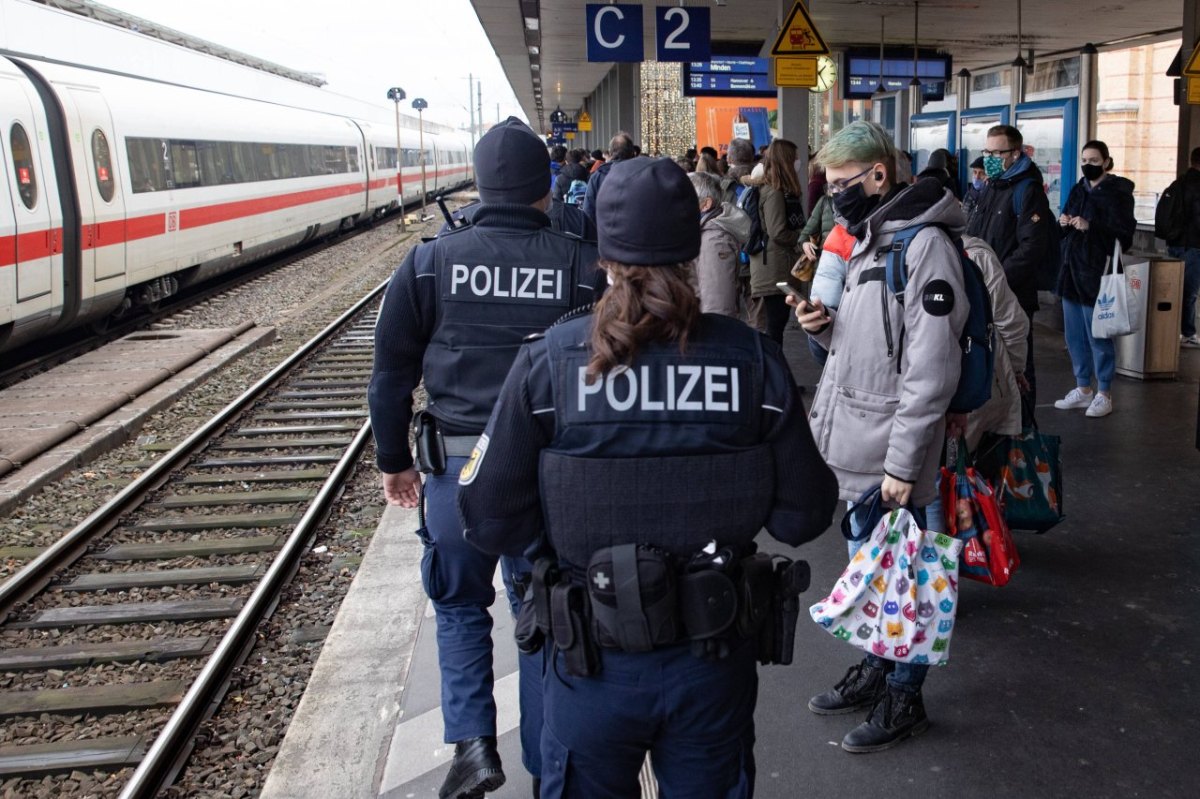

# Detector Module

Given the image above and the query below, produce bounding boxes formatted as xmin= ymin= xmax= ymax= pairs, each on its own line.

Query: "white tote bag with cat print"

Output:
xmin=809 ymin=508 xmax=963 ymax=666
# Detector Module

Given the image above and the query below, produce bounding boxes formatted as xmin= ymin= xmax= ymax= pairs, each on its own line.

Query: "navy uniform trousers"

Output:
xmin=539 ymin=639 xmax=758 ymax=799
xmin=421 ymin=454 xmax=543 ymax=776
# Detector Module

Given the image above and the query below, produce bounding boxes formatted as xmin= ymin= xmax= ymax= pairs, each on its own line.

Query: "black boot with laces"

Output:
xmin=841 ymin=685 xmax=930 ymax=753
xmin=807 ymin=659 xmax=890 ymax=715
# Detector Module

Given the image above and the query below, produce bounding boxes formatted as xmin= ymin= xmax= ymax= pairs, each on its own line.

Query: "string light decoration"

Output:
xmin=640 ymin=62 xmax=695 ymax=157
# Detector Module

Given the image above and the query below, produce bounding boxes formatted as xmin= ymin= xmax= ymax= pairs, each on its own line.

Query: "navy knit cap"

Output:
xmin=596 ymin=157 xmax=700 ymax=265
xmin=970 ymin=156 xmax=985 ymax=170
xmin=474 ymin=116 xmax=551 ymax=205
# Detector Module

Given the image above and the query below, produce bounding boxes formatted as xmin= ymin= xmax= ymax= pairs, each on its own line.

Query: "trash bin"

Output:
xmin=1115 ymin=258 xmax=1183 ymax=380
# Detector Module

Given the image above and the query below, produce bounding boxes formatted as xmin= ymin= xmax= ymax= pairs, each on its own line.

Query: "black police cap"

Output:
xmin=596 ymin=157 xmax=700 ymax=266
xmin=474 ymin=116 xmax=551 ymax=205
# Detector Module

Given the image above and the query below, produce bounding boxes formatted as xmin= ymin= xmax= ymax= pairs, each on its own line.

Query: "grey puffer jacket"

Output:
xmin=808 ymin=178 xmax=969 ymax=506
xmin=693 ymin=202 xmax=752 ymax=317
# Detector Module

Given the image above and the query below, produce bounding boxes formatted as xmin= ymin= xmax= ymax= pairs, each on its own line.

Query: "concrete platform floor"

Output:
xmin=265 ymin=320 xmax=1200 ymax=799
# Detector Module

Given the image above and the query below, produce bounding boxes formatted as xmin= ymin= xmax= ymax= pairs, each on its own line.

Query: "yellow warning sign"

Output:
xmin=1185 ymin=41 xmax=1200 ymax=78
xmin=1188 ymin=77 xmax=1200 ymax=105
xmin=770 ymin=1 xmax=830 ymax=57
xmin=774 ymin=57 xmax=817 ymax=88
xmin=578 ymin=111 xmax=592 ymax=132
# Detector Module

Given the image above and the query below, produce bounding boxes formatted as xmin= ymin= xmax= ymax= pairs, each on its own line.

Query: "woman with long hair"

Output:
xmin=747 ymin=138 xmax=806 ymax=344
xmin=459 ymin=157 xmax=837 ymax=798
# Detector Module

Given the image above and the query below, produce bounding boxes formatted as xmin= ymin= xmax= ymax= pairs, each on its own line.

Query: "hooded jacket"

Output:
xmin=962 ymin=235 xmax=1029 ymax=448
xmin=693 ymin=202 xmax=752 ymax=317
xmin=807 ymin=177 xmax=969 ymax=506
xmin=1056 ymin=174 xmax=1136 ymax=306
xmin=552 ymin=161 xmax=590 ymax=202
xmin=965 ymin=155 xmax=1054 ymax=313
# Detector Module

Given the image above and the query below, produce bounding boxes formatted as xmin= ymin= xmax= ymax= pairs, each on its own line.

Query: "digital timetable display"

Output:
xmin=683 ymin=56 xmax=776 ymax=98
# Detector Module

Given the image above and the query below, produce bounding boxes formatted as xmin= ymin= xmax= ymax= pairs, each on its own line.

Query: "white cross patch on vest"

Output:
xmin=592 ymin=570 xmax=611 ymax=590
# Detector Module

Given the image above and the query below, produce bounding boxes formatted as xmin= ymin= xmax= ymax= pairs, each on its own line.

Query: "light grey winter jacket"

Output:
xmin=962 ymin=235 xmax=1028 ymax=449
xmin=693 ymin=202 xmax=751 ymax=317
xmin=808 ymin=178 xmax=969 ymax=506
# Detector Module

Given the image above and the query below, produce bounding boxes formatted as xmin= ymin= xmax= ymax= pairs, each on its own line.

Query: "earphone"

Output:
xmin=874 ymin=172 xmax=883 ymax=181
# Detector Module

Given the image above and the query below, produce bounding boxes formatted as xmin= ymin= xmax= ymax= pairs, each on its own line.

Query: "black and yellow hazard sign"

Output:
xmin=770 ymin=1 xmax=830 ymax=57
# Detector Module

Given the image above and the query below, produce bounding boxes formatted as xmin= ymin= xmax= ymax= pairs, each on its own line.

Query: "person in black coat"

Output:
xmin=1165 ymin=146 xmax=1200 ymax=347
xmin=966 ymin=124 xmax=1057 ymax=411
xmin=1052 ymin=140 xmax=1136 ymax=419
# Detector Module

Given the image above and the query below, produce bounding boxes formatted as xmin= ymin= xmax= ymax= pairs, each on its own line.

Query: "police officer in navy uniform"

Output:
xmin=457 ymin=158 xmax=838 ymax=798
xmin=369 ymin=117 xmax=603 ymax=799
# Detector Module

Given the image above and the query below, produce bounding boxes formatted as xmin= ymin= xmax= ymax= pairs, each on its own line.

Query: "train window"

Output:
xmin=10 ymin=123 xmax=37 ymax=209
xmin=347 ymin=147 xmax=360 ymax=172
xmin=126 ymin=138 xmax=167 ymax=192
xmin=91 ymin=130 xmax=116 ymax=202
xmin=377 ymin=147 xmax=397 ymax=170
xmin=169 ymin=141 xmax=201 ymax=189
xmin=322 ymin=145 xmax=348 ymax=174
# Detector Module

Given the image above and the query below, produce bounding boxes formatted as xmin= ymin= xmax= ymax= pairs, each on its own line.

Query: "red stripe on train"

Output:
xmin=0 ymin=168 xmax=472 ymax=265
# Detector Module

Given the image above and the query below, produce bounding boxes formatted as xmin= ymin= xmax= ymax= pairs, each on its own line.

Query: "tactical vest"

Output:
xmin=538 ymin=316 xmax=776 ymax=569
xmin=423 ymin=225 xmax=592 ymax=432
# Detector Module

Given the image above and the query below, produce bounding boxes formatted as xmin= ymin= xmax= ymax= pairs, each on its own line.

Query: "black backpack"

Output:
xmin=1011 ymin=178 xmax=1062 ymax=292
xmin=1155 ymin=178 xmax=1187 ymax=242
xmin=885 ymin=224 xmax=995 ymax=414
xmin=737 ymin=185 xmax=767 ymax=256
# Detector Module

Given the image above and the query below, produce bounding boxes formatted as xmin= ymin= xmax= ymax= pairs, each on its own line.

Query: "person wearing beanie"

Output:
xmin=460 ymin=156 xmax=838 ymax=798
xmin=962 ymin=155 xmax=987 ymax=222
xmin=369 ymin=116 xmax=605 ymax=799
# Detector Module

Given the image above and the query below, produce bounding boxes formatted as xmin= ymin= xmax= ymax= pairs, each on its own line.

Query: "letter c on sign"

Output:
xmin=595 ymin=5 xmax=625 ymax=49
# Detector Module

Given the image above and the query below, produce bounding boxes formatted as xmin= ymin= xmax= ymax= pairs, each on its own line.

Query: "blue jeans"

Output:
xmin=845 ymin=502 xmax=932 ymax=693
xmin=540 ymin=642 xmax=757 ymax=799
xmin=421 ymin=456 xmax=543 ymax=775
xmin=1168 ymin=246 xmax=1200 ymax=337
xmin=1061 ymin=298 xmax=1115 ymax=392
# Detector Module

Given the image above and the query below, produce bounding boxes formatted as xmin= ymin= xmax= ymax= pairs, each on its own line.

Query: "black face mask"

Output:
xmin=832 ymin=182 xmax=881 ymax=228
xmin=1082 ymin=163 xmax=1104 ymax=182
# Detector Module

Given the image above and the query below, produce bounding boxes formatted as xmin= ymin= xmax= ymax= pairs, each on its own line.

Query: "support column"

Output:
xmin=1078 ymin=43 xmax=1099 ymax=152
xmin=1179 ymin=0 xmax=1200 ymax=172
xmin=615 ymin=62 xmax=640 ymax=138
xmin=1011 ymin=61 xmax=1026 ymax=113
xmin=955 ymin=68 xmax=971 ymax=115
xmin=777 ymin=0 xmax=811 ymax=178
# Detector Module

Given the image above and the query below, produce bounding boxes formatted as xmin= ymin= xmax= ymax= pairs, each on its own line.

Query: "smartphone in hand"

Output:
xmin=776 ymin=281 xmax=811 ymax=304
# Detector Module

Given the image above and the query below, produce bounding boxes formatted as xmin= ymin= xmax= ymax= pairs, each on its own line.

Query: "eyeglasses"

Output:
xmin=826 ymin=166 xmax=873 ymax=195
xmin=980 ymin=147 xmax=1018 ymax=157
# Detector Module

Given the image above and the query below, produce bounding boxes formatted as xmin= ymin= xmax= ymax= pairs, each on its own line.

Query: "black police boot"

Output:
xmin=841 ymin=685 xmax=930 ymax=753
xmin=532 ymin=776 xmax=541 ymax=799
xmin=438 ymin=736 xmax=505 ymax=799
xmin=807 ymin=659 xmax=890 ymax=715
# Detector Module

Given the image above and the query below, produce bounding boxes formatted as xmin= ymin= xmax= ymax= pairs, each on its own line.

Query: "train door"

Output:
xmin=68 ymin=87 xmax=126 ymax=281
xmin=0 ymin=75 xmax=53 ymax=302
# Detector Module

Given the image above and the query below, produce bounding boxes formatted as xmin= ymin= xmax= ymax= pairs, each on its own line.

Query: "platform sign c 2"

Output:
xmin=586 ymin=4 xmax=643 ymax=62
xmin=655 ymin=5 xmax=710 ymax=62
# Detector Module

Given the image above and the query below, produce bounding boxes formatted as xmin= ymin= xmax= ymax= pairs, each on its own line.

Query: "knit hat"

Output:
xmin=474 ymin=117 xmax=551 ymax=205
xmin=596 ymin=157 xmax=700 ymax=265
xmin=970 ymin=156 xmax=985 ymax=170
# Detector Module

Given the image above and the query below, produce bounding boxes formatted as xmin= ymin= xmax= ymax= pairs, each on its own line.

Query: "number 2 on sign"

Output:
xmin=662 ymin=7 xmax=689 ymax=49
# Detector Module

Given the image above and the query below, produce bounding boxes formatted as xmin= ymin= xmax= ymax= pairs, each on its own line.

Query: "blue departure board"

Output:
xmin=683 ymin=56 xmax=776 ymax=98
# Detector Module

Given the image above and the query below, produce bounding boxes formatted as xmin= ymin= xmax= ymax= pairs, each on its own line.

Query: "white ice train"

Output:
xmin=0 ymin=14 xmax=472 ymax=353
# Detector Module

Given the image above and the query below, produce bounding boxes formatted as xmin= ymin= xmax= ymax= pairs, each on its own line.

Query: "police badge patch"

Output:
xmin=458 ymin=434 xmax=489 ymax=485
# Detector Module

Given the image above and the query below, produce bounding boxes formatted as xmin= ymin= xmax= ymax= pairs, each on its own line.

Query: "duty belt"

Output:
xmin=442 ymin=435 xmax=478 ymax=458
xmin=523 ymin=543 xmax=811 ymax=677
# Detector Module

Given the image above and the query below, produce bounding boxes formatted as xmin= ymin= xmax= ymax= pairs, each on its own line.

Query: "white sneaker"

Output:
xmin=1085 ymin=393 xmax=1113 ymax=418
xmin=1181 ymin=335 xmax=1200 ymax=348
xmin=1054 ymin=387 xmax=1094 ymax=410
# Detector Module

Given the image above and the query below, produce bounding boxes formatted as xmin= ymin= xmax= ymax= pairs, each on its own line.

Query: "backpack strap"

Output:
xmin=883 ymin=224 xmax=929 ymax=305
xmin=1011 ymin=177 xmax=1033 ymax=218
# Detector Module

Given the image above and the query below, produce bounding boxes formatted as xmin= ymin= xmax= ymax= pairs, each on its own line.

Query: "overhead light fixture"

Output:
xmin=910 ymin=1 xmax=921 ymax=88
xmin=531 ymin=63 xmax=540 ymax=71
xmin=524 ymin=17 xmax=539 ymax=30
xmin=528 ymin=45 xmax=539 ymax=55
xmin=1012 ymin=0 xmax=1027 ymax=69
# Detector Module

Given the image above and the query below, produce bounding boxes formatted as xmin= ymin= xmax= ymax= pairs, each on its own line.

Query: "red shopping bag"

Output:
xmin=939 ymin=439 xmax=1019 ymax=587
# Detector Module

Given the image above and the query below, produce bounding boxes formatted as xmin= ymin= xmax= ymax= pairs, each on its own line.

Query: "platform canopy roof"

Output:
xmin=471 ymin=0 xmax=1185 ymax=129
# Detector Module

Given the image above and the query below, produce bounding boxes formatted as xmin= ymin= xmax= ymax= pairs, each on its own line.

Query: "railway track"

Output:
xmin=0 ymin=279 xmax=386 ymax=796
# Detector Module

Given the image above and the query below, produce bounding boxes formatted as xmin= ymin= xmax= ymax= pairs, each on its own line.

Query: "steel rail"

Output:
xmin=118 ymin=416 xmax=375 ymax=798
xmin=0 ymin=277 xmax=389 ymax=619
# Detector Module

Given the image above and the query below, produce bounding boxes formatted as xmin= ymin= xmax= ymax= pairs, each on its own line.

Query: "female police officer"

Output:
xmin=458 ymin=157 xmax=838 ymax=798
